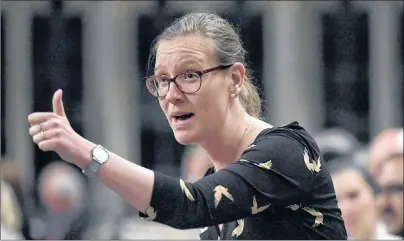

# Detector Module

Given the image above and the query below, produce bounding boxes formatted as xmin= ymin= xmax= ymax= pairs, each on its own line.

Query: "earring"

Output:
xmin=231 ymin=93 xmax=236 ymax=99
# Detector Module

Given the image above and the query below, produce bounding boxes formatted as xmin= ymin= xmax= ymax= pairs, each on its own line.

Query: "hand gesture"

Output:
xmin=28 ymin=89 xmax=92 ymax=166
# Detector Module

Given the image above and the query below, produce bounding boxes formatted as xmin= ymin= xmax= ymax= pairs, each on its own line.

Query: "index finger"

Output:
xmin=28 ymin=112 xmax=58 ymax=126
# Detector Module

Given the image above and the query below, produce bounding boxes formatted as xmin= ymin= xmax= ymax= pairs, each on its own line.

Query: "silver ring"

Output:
xmin=38 ymin=123 xmax=43 ymax=132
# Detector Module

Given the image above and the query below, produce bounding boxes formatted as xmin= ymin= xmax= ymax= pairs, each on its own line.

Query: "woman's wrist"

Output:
xmin=74 ymin=137 xmax=96 ymax=170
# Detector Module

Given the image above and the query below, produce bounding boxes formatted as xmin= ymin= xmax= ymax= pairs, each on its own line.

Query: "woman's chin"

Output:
xmin=173 ymin=131 xmax=199 ymax=145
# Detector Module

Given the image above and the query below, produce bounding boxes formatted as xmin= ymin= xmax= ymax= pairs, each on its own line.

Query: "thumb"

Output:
xmin=52 ymin=89 xmax=66 ymax=117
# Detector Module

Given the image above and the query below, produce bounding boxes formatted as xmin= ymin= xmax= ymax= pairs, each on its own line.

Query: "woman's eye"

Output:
xmin=159 ymin=77 xmax=168 ymax=83
xmin=185 ymin=73 xmax=198 ymax=79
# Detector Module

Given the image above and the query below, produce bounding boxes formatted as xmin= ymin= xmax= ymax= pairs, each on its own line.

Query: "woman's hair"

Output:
xmin=327 ymin=157 xmax=381 ymax=196
xmin=147 ymin=12 xmax=262 ymax=118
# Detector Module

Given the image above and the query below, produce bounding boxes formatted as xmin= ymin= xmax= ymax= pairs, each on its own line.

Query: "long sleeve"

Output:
xmin=139 ymin=132 xmax=323 ymax=229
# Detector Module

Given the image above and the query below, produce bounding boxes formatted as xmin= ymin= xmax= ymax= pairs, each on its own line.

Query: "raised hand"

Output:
xmin=28 ymin=89 xmax=93 ymax=167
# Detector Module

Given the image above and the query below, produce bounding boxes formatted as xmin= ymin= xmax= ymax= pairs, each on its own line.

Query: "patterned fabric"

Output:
xmin=139 ymin=122 xmax=348 ymax=239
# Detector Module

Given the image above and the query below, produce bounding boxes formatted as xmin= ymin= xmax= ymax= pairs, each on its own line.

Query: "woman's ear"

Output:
xmin=230 ymin=62 xmax=246 ymax=96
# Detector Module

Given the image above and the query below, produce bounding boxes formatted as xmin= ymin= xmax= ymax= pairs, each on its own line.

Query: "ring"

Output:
xmin=38 ymin=123 xmax=43 ymax=132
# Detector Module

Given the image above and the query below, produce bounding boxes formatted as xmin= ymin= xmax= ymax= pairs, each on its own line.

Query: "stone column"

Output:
xmin=367 ymin=2 xmax=402 ymax=138
xmin=3 ymin=2 xmax=35 ymax=203
xmin=81 ymin=1 xmax=146 ymax=238
xmin=264 ymin=1 xmax=318 ymax=131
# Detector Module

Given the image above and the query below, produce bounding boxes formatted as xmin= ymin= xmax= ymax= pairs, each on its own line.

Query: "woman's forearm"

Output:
xmin=75 ymin=139 xmax=154 ymax=214
xmin=98 ymin=151 xmax=155 ymax=213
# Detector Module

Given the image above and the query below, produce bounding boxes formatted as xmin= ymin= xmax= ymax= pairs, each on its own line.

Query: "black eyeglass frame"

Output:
xmin=145 ymin=64 xmax=233 ymax=97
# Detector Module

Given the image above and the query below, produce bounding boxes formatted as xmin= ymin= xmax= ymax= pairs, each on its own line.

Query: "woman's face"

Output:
xmin=154 ymin=34 xmax=237 ymax=145
xmin=332 ymin=170 xmax=378 ymax=239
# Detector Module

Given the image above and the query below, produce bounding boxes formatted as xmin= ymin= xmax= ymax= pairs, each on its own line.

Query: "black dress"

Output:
xmin=139 ymin=122 xmax=348 ymax=240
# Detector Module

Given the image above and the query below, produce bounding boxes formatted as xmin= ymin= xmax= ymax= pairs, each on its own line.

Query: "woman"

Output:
xmin=28 ymin=13 xmax=347 ymax=239
xmin=329 ymin=158 xmax=401 ymax=240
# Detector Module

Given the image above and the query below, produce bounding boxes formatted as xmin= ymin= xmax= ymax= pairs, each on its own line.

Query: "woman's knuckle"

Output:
xmin=52 ymin=118 xmax=60 ymax=127
xmin=53 ymin=129 xmax=62 ymax=137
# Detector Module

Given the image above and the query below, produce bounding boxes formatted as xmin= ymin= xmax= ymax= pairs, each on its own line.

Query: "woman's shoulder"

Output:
xmin=238 ymin=121 xmax=325 ymax=176
xmin=255 ymin=121 xmax=313 ymax=142
xmin=250 ymin=121 xmax=321 ymax=159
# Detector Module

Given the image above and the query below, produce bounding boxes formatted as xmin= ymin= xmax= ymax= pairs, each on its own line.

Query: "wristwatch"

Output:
xmin=82 ymin=144 xmax=109 ymax=177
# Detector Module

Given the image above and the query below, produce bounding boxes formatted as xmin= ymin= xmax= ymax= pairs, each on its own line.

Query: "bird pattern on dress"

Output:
xmin=138 ymin=122 xmax=347 ymax=240
xmin=180 ymin=178 xmax=195 ymax=201
xmin=303 ymin=148 xmax=322 ymax=173
xmin=213 ymin=185 xmax=234 ymax=209
xmin=251 ymin=196 xmax=271 ymax=215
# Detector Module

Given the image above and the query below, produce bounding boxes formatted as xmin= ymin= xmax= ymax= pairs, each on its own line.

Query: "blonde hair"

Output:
xmin=1 ymin=180 xmax=22 ymax=230
xmin=148 ymin=12 xmax=262 ymax=118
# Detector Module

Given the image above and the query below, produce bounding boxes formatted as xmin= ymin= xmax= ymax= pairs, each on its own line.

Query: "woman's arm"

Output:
xmin=98 ymin=152 xmax=155 ymax=214
xmin=28 ymin=91 xmax=320 ymax=230
xmin=74 ymin=141 xmax=155 ymax=214
xmin=74 ymin=134 xmax=317 ymax=230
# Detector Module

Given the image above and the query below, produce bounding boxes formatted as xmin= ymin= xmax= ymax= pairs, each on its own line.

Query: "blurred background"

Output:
xmin=1 ymin=0 xmax=403 ymax=239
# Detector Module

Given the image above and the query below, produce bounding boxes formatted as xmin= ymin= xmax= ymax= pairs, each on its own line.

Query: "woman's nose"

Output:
xmin=165 ymin=81 xmax=185 ymax=103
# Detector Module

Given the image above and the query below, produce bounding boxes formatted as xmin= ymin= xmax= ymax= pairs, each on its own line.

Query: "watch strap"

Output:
xmin=82 ymin=160 xmax=101 ymax=178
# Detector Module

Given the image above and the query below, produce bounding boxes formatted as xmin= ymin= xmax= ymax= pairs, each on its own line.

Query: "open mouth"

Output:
xmin=173 ymin=113 xmax=194 ymax=122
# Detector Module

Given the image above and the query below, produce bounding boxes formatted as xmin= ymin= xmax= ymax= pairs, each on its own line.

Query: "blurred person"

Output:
xmin=369 ymin=128 xmax=403 ymax=237
xmin=116 ymin=216 xmax=200 ymax=239
xmin=0 ymin=159 xmax=22 ymax=187
xmin=349 ymin=146 xmax=370 ymax=169
xmin=31 ymin=161 xmax=90 ymax=240
xmin=28 ymin=13 xmax=347 ymax=239
xmin=1 ymin=223 xmax=24 ymax=240
xmin=377 ymin=153 xmax=403 ymax=237
xmin=0 ymin=159 xmax=23 ymax=209
xmin=328 ymin=158 xmax=401 ymax=239
xmin=1 ymin=179 xmax=24 ymax=239
xmin=313 ymin=128 xmax=361 ymax=163
xmin=1 ymin=158 xmax=34 ymax=239
xmin=369 ymin=128 xmax=403 ymax=178
xmin=180 ymin=145 xmax=212 ymax=182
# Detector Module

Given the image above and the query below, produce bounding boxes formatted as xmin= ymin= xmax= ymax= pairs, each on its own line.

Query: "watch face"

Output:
xmin=93 ymin=146 xmax=109 ymax=163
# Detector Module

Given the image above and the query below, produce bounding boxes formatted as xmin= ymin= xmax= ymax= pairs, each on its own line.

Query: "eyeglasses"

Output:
xmin=145 ymin=64 xmax=232 ymax=97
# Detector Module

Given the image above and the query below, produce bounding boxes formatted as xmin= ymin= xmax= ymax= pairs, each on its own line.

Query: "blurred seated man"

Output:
xmin=376 ymin=149 xmax=403 ymax=237
xmin=328 ymin=158 xmax=401 ymax=240
xmin=31 ymin=161 xmax=90 ymax=240
xmin=180 ymin=145 xmax=212 ymax=182
xmin=369 ymin=128 xmax=403 ymax=237
xmin=1 ymin=179 xmax=24 ymax=239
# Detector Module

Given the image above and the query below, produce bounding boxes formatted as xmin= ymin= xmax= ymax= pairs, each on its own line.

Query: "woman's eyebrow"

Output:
xmin=154 ymin=61 xmax=204 ymax=75
xmin=177 ymin=59 xmax=205 ymax=69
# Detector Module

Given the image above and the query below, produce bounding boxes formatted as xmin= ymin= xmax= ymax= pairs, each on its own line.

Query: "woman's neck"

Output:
xmin=200 ymin=111 xmax=253 ymax=172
